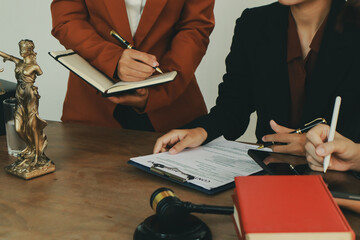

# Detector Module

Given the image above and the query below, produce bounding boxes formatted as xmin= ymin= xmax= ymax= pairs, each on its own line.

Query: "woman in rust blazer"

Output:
xmin=51 ymin=0 xmax=215 ymax=132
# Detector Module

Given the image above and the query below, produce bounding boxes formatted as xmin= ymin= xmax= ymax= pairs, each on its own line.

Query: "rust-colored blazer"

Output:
xmin=51 ymin=0 xmax=215 ymax=132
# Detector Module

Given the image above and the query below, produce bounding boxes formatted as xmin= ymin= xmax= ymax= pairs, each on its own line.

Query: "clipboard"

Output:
xmin=127 ymin=160 xmax=235 ymax=195
xmin=127 ymin=137 xmax=268 ymax=195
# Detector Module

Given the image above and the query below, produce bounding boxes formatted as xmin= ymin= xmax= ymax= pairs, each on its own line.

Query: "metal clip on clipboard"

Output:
xmin=150 ymin=163 xmax=195 ymax=183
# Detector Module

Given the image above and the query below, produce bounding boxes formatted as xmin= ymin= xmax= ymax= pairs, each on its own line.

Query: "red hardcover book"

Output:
xmin=232 ymin=175 xmax=355 ymax=240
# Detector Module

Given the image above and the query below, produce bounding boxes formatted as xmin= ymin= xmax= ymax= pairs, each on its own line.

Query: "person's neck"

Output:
xmin=291 ymin=0 xmax=332 ymax=58
xmin=24 ymin=55 xmax=35 ymax=64
xmin=291 ymin=0 xmax=331 ymax=34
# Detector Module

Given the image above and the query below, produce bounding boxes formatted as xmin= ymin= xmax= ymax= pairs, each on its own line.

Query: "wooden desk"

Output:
xmin=0 ymin=122 xmax=359 ymax=239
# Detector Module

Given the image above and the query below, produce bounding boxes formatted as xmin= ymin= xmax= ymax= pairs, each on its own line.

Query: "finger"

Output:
xmin=128 ymin=50 xmax=159 ymax=69
xmin=107 ymin=94 xmax=143 ymax=105
xmin=125 ymin=60 xmax=155 ymax=74
xmin=153 ymin=141 xmax=165 ymax=154
xmin=147 ymin=54 xmax=157 ymax=61
xmin=107 ymin=93 xmax=138 ymax=103
xmin=305 ymin=141 xmax=322 ymax=163
xmin=118 ymin=74 xmax=146 ymax=82
xmin=153 ymin=130 xmax=184 ymax=154
xmin=306 ymin=153 xmax=324 ymax=168
xmin=120 ymin=66 xmax=154 ymax=81
xmin=169 ymin=135 xmax=197 ymax=154
xmin=263 ymin=132 xmax=302 ymax=144
xmin=305 ymin=149 xmax=324 ymax=168
xmin=315 ymin=141 xmax=338 ymax=157
xmin=153 ymin=133 xmax=175 ymax=154
xmin=169 ymin=134 xmax=183 ymax=146
xmin=119 ymin=51 xmax=155 ymax=77
xmin=271 ymin=143 xmax=297 ymax=154
xmin=263 ymin=156 xmax=279 ymax=165
xmin=135 ymin=88 xmax=148 ymax=96
xmin=165 ymin=134 xmax=188 ymax=152
xmin=107 ymin=96 xmax=118 ymax=103
xmin=270 ymin=120 xmax=294 ymax=133
xmin=306 ymin=124 xmax=329 ymax=147
xmin=308 ymin=161 xmax=324 ymax=172
xmin=160 ymin=147 xmax=168 ymax=153
xmin=121 ymin=95 xmax=144 ymax=105
xmin=107 ymin=94 xmax=133 ymax=104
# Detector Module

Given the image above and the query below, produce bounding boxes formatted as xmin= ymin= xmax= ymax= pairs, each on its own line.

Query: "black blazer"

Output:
xmin=189 ymin=0 xmax=360 ymax=143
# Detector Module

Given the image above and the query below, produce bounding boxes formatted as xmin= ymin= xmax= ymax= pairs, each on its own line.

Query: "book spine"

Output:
xmin=52 ymin=51 xmax=76 ymax=60
xmin=231 ymin=214 xmax=244 ymax=240
xmin=232 ymin=192 xmax=247 ymax=240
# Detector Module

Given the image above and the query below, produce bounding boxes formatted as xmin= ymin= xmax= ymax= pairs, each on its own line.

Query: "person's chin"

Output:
xmin=278 ymin=0 xmax=303 ymax=6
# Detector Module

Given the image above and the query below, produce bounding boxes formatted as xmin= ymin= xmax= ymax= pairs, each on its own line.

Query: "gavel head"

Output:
xmin=150 ymin=188 xmax=188 ymax=222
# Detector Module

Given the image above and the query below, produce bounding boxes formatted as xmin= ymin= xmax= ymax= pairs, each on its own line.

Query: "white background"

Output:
xmin=0 ymin=0 xmax=274 ymax=142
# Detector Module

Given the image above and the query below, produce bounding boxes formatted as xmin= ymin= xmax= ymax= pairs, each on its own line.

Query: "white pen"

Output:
xmin=323 ymin=96 xmax=342 ymax=173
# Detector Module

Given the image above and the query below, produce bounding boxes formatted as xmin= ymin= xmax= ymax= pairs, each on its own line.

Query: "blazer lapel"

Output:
xmin=302 ymin=35 xmax=353 ymax=124
xmin=103 ymin=0 xmax=134 ymax=45
xmin=302 ymin=0 xmax=352 ymax=123
xmin=134 ymin=0 xmax=167 ymax=47
xmin=257 ymin=4 xmax=291 ymax=126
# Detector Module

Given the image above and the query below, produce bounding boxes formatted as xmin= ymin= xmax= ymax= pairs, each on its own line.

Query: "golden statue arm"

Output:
xmin=0 ymin=51 xmax=21 ymax=64
xmin=33 ymin=65 xmax=43 ymax=76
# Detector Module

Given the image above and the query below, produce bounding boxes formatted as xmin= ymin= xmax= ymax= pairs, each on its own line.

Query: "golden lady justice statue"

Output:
xmin=0 ymin=40 xmax=55 ymax=179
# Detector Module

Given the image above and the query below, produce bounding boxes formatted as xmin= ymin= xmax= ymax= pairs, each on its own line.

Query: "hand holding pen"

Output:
xmin=110 ymin=30 xmax=163 ymax=76
xmin=259 ymin=118 xmax=327 ymax=154
xmin=106 ymin=30 xmax=164 ymax=108
xmin=305 ymin=120 xmax=360 ymax=173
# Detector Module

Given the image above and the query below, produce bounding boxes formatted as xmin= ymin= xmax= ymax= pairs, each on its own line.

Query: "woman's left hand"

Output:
xmin=108 ymin=88 xmax=149 ymax=109
xmin=262 ymin=120 xmax=306 ymax=155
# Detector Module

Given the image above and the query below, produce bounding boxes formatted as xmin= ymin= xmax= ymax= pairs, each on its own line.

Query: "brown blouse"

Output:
xmin=287 ymin=11 xmax=327 ymax=128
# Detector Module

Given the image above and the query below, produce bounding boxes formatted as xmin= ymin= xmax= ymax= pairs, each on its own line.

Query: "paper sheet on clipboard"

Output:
xmin=129 ymin=136 xmax=271 ymax=190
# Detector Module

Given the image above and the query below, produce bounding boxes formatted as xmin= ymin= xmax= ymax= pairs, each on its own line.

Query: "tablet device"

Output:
xmin=248 ymin=149 xmax=360 ymax=201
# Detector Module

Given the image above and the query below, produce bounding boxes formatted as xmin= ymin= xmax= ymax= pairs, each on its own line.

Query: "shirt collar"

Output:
xmin=287 ymin=10 xmax=328 ymax=63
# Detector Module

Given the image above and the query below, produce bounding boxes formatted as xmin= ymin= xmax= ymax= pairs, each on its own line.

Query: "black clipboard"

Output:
xmin=127 ymin=160 xmax=235 ymax=195
xmin=248 ymin=149 xmax=360 ymax=200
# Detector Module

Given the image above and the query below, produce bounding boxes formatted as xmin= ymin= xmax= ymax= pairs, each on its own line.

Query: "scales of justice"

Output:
xmin=0 ymin=40 xmax=55 ymax=179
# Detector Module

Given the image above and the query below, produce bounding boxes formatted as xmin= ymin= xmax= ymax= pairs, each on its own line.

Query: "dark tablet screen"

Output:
xmin=248 ymin=149 xmax=360 ymax=200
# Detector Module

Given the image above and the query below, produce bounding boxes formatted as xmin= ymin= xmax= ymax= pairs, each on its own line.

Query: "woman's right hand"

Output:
xmin=117 ymin=49 xmax=158 ymax=82
xmin=305 ymin=124 xmax=360 ymax=172
xmin=153 ymin=128 xmax=208 ymax=154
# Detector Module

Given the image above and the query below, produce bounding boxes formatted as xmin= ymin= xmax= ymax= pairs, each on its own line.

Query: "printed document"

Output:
xmin=129 ymin=137 xmax=271 ymax=190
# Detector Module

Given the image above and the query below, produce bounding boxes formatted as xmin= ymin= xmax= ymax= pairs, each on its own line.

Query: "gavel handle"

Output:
xmin=183 ymin=202 xmax=234 ymax=215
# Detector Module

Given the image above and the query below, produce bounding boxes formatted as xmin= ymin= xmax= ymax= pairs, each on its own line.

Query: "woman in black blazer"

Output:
xmin=154 ymin=0 xmax=360 ymax=156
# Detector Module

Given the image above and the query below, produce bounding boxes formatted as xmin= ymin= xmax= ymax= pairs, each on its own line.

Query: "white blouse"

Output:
xmin=124 ymin=0 xmax=147 ymax=37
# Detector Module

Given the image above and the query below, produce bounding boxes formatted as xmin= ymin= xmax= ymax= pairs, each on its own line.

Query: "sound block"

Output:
xmin=134 ymin=214 xmax=211 ymax=240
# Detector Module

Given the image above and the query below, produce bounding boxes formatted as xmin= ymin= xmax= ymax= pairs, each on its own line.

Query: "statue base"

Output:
xmin=5 ymin=156 xmax=55 ymax=180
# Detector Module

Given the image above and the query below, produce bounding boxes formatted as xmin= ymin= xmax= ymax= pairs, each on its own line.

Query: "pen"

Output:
xmin=323 ymin=96 xmax=341 ymax=173
xmin=258 ymin=118 xmax=327 ymax=149
xmin=289 ymin=164 xmax=300 ymax=175
xmin=330 ymin=191 xmax=360 ymax=200
xmin=110 ymin=30 xmax=163 ymax=74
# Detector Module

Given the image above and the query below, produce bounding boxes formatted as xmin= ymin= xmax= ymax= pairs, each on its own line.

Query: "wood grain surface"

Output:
xmin=0 ymin=121 xmax=358 ymax=239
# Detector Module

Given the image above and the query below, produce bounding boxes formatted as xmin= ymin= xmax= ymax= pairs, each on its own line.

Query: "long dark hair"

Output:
xmin=337 ymin=0 xmax=360 ymax=31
